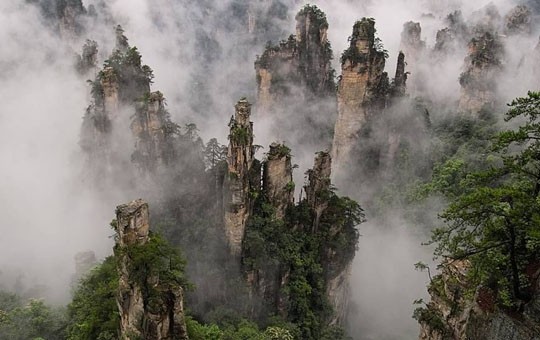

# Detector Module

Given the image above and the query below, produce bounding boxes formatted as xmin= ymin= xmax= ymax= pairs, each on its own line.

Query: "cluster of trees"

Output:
xmin=427 ymin=92 xmax=540 ymax=307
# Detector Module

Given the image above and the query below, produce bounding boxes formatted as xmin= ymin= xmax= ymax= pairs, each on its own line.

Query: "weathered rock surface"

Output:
xmin=418 ymin=261 xmax=540 ymax=340
xmin=263 ymin=143 xmax=294 ymax=219
xmin=115 ymin=199 xmax=188 ymax=340
xmin=254 ymin=5 xmax=334 ymax=112
xmin=224 ymin=99 xmax=256 ymax=255
xmin=332 ymin=18 xmax=388 ymax=174
xmin=458 ymin=31 xmax=503 ymax=115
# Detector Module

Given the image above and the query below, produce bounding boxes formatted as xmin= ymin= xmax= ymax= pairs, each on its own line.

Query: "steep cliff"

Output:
xmin=114 ymin=199 xmax=188 ymax=340
xmin=332 ymin=18 xmax=389 ymax=174
xmin=399 ymin=21 xmax=424 ymax=94
xmin=80 ymin=26 xmax=177 ymax=180
xmin=417 ymin=261 xmax=540 ymax=340
xmin=242 ymin=148 xmax=363 ymax=336
xmin=458 ymin=31 xmax=503 ymax=115
xmin=263 ymin=143 xmax=294 ymax=219
xmin=224 ymin=99 xmax=256 ymax=255
xmin=255 ymin=5 xmax=334 ymax=111
xmin=254 ymin=5 xmax=336 ymax=150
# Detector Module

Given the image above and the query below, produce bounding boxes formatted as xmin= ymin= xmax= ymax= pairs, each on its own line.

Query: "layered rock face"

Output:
xmin=458 ymin=31 xmax=503 ymax=115
xmin=263 ymin=143 xmax=294 ymax=219
xmin=418 ymin=261 xmax=540 ymax=340
xmin=115 ymin=199 xmax=188 ymax=340
xmin=332 ymin=18 xmax=388 ymax=174
xmin=224 ymin=99 xmax=256 ymax=255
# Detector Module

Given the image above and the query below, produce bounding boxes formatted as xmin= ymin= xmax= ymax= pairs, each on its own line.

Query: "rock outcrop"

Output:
xmin=131 ymin=91 xmax=177 ymax=171
xmin=418 ymin=261 xmax=540 ymax=340
xmin=263 ymin=143 xmax=294 ymax=219
xmin=332 ymin=18 xmax=389 ymax=174
xmin=458 ymin=32 xmax=503 ymax=115
xmin=115 ymin=199 xmax=188 ymax=340
xmin=57 ymin=0 xmax=86 ymax=40
xmin=305 ymin=151 xmax=332 ymax=232
xmin=76 ymin=39 xmax=98 ymax=75
xmin=400 ymin=21 xmax=424 ymax=93
xmin=504 ymin=5 xmax=532 ymax=35
xmin=80 ymin=26 xmax=176 ymax=180
xmin=434 ymin=11 xmax=470 ymax=54
xmin=224 ymin=99 xmax=256 ymax=255
xmin=254 ymin=5 xmax=334 ymax=112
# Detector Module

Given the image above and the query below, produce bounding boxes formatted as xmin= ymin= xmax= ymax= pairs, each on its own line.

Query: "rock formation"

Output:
xmin=80 ymin=26 xmax=176 ymax=179
xmin=263 ymin=143 xmax=294 ymax=219
xmin=56 ymin=0 xmax=86 ymax=40
xmin=458 ymin=32 xmax=503 ymax=115
xmin=254 ymin=5 xmax=335 ymax=112
xmin=76 ymin=39 xmax=98 ymax=75
xmin=504 ymin=5 xmax=532 ymax=35
xmin=400 ymin=21 xmax=424 ymax=93
xmin=332 ymin=18 xmax=389 ymax=174
xmin=115 ymin=199 xmax=188 ymax=340
xmin=131 ymin=91 xmax=177 ymax=171
xmin=254 ymin=5 xmax=336 ymax=152
xmin=305 ymin=151 xmax=332 ymax=232
xmin=434 ymin=11 xmax=470 ymax=54
xmin=418 ymin=261 xmax=540 ymax=340
xmin=224 ymin=99 xmax=256 ymax=255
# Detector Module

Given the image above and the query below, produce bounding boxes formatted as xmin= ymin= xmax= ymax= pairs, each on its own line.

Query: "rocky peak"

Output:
xmin=392 ymin=51 xmax=407 ymax=97
xmin=115 ymin=24 xmax=130 ymax=53
xmin=131 ymin=91 xmax=177 ymax=171
xmin=254 ymin=5 xmax=335 ymax=111
xmin=504 ymin=5 xmax=532 ymax=35
xmin=400 ymin=21 xmax=425 ymax=62
xmin=76 ymin=39 xmax=98 ymax=75
xmin=458 ymin=31 xmax=503 ymax=115
xmin=57 ymin=0 xmax=86 ymax=40
xmin=434 ymin=11 xmax=469 ymax=54
xmin=263 ymin=143 xmax=294 ymax=219
xmin=294 ymin=5 xmax=333 ymax=94
xmin=332 ymin=18 xmax=389 ymax=173
xmin=114 ymin=199 xmax=188 ymax=340
xmin=305 ymin=151 xmax=332 ymax=231
xmin=224 ymin=99 xmax=256 ymax=255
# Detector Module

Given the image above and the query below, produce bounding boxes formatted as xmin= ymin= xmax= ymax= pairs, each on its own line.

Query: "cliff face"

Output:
xmin=254 ymin=5 xmax=336 ymax=152
xmin=255 ymin=5 xmax=334 ymax=111
xmin=263 ymin=143 xmax=294 ymax=219
xmin=418 ymin=261 xmax=540 ymax=340
xmin=332 ymin=18 xmax=388 ymax=174
xmin=458 ymin=31 xmax=503 ymax=115
xmin=224 ymin=99 xmax=256 ymax=255
xmin=131 ymin=91 xmax=177 ymax=171
xmin=80 ymin=26 xmax=176 ymax=180
xmin=115 ymin=199 xmax=188 ymax=340
xmin=400 ymin=21 xmax=425 ymax=94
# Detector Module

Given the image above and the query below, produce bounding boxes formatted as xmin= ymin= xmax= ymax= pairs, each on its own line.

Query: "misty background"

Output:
xmin=1 ymin=0 xmax=540 ymax=339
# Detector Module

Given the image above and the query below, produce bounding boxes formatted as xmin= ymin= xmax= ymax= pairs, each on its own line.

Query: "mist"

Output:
xmin=1 ymin=0 xmax=539 ymax=338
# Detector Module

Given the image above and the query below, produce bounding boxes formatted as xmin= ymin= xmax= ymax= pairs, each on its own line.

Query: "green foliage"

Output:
xmin=243 ymin=184 xmax=363 ymax=339
xmin=120 ymin=232 xmax=191 ymax=309
xmin=230 ymin=125 xmax=251 ymax=145
xmin=428 ymin=92 xmax=540 ymax=306
xmin=0 ymin=294 xmax=66 ymax=340
xmin=66 ymin=256 xmax=119 ymax=340
xmin=341 ymin=18 xmax=388 ymax=66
